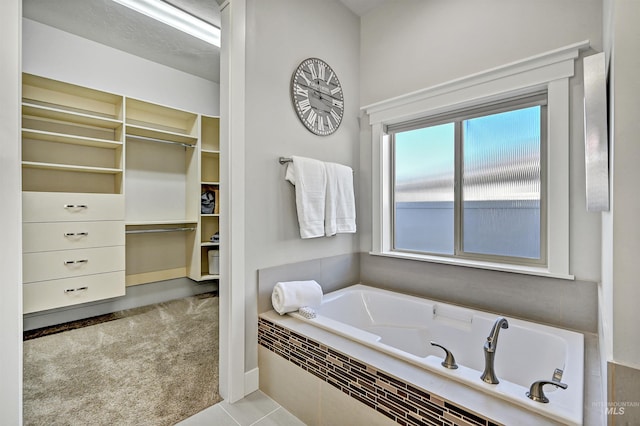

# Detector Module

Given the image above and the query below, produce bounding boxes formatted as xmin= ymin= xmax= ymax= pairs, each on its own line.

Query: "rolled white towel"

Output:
xmin=271 ymin=280 xmax=323 ymax=315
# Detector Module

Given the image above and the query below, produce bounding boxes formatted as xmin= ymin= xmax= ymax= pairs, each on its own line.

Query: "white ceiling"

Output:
xmin=22 ymin=0 xmax=384 ymax=83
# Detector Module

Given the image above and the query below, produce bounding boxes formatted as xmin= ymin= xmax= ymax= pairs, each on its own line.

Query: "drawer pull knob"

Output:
xmin=64 ymin=232 xmax=89 ymax=237
xmin=64 ymin=204 xmax=88 ymax=209
xmin=64 ymin=259 xmax=88 ymax=265
xmin=64 ymin=286 xmax=88 ymax=294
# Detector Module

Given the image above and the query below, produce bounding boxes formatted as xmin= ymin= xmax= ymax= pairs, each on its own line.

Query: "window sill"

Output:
xmin=370 ymin=250 xmax=575 ymax=281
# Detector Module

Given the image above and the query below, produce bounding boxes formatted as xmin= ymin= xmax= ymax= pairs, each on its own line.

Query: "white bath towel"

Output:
xmin=324 ymin=161 xmax=356 ymax=236
xmin=271 ymin=280 xmax=323 ymax=315
xmin=286 ymin=156 xmax=327 ymax=239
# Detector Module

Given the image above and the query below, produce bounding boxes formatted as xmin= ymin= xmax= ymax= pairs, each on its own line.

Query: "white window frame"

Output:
xmin=362 ymin=41 xmax=590 ymax=280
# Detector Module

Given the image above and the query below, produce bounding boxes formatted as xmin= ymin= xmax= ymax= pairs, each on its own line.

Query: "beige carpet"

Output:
xmin=23 ymin=294 xmax=221 ymax=426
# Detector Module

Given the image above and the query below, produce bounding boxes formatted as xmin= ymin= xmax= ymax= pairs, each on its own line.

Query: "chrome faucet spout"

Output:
xmin=485 ymin=316 xmax=509 ymax=352
xmin=481 ymin=317 xmax=509 ymax=384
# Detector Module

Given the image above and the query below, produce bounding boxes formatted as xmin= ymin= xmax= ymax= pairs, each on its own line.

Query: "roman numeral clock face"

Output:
xmin=291 ymin=58 xmax=344 ymax=136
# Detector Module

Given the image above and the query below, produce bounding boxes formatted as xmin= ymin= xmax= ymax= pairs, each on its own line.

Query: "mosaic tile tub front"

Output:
xmin=258 ymin=317 xmax=503 ymax=426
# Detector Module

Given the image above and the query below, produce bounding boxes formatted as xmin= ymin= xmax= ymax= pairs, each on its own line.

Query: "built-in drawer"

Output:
xmin=23 ymin=246 xmax=125 ymax=283
xmin=23 ymin=221 xmax=124 ymax=253
xmin=23 ymin=271 xmax=125 ymax=314
xmin=23 ymin=192 xmax=124 ymax=222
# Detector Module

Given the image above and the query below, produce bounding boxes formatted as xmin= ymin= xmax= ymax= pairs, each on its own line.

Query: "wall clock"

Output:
xmin=291 ymin=58 xmax=344 ymax=136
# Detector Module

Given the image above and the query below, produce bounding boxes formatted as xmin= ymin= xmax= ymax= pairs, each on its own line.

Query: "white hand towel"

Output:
xmin=271 ymin=280 xmax=323 ymax=315
xmin=286 ymin=156 xmax=327 ymax=239
xmin=324 ymin=161 xmax=356 ymax=236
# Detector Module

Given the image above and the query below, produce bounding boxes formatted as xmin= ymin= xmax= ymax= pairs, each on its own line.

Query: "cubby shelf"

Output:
xmin=188 ymin=115 xmax=221 ymax=282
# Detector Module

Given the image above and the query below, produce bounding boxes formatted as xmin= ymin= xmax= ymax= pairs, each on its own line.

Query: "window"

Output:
xmin=391 ymin=96 xmax=546 ymax=265
xmin=362 ymin=42 xmax=586 ymax=279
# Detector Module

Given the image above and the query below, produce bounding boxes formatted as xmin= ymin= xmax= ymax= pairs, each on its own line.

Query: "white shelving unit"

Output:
xmin=22 ymin=74 xmax=124 ymax=194
xmin=21 ymin=74 xmax=126 ymax=312
xmin=21 ymin=74 xmax=222 ymax=312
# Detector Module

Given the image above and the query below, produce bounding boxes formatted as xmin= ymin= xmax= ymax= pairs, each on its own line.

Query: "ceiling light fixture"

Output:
xmin=112 ymin=0 xmax=220 ymax=47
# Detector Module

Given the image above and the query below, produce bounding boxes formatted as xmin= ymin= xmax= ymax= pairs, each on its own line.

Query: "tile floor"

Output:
xmin=178 ymin=390 xmax=304 ymax=426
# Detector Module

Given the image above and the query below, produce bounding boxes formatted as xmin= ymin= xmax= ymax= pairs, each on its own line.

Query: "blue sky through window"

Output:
xmin=395 ymin=106 xmax=540 ymax=202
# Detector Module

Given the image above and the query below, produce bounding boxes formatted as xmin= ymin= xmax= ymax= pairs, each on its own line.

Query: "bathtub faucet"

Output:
xmin=480 ymin=316 xmax=509 ymax=384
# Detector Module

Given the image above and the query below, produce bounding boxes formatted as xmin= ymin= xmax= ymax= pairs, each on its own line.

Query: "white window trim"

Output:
xmin=362 ymin=41 xmax=591 ymax=280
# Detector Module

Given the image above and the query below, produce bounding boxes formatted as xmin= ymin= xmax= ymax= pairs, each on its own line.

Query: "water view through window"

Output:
xmin=394 ymin=106 xmax=542 ymax=260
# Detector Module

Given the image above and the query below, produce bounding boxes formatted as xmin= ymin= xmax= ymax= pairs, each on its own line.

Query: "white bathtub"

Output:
xmin=289 ymin=284 xmax=584 ymax=425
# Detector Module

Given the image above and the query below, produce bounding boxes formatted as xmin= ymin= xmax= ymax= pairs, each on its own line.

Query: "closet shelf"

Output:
xmin=22 ymin=161 xmax=122 ymax=174
xmin=201 ymin=181 xmax=220 ymax=186
xmin=201 ymin=149 xmax=220 ymax=155
xmin=201 ymin=214 xmax=220 ymax=218
xmin=126 ymin=123 xmax=197 ymax=146
xmin=22 ymin=102 xmax=122 ymax=129
xmin=22 ymin=128 xmax=122 ymax=149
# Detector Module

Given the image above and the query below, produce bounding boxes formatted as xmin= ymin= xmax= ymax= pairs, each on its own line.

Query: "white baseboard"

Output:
xmin=244 ymin=367 xmax=259 ymax=394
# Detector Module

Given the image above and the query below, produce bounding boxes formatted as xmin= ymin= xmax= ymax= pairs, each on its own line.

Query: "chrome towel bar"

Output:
xmin=279 ymin=156 xmax=354 ymax=173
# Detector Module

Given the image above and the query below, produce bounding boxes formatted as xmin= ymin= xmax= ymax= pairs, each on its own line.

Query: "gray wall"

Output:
xmin=243 ymin=0 xmax=360 ymax=371
xmin=360 ymin=253 xmax=597 ymax=333
xmin=359 ymin=0 xmax=603 ymax=107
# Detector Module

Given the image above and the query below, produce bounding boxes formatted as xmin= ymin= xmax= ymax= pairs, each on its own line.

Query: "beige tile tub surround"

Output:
xmin=259 ymin=316 xmax=516 ymax=426
xmin=259 ymin=345 xmax=396 ymax=426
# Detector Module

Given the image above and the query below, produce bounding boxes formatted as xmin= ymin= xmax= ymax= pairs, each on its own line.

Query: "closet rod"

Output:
xmin=125 ymin=227 xmax=196 ymax=235
xmin=126 ymin=134 xmax=195 ymax=149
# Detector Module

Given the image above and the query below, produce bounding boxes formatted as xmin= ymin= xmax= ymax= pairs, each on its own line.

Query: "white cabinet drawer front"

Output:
xmin=23 ymin=192 xmax=124 ymax=222
xmin=23 ymin=271 xmax=125 ymax=314
xmin=23 ymin=221 xmax=124 ymax=253
xmin=23 ymin=246 xmax=125 ymax=283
